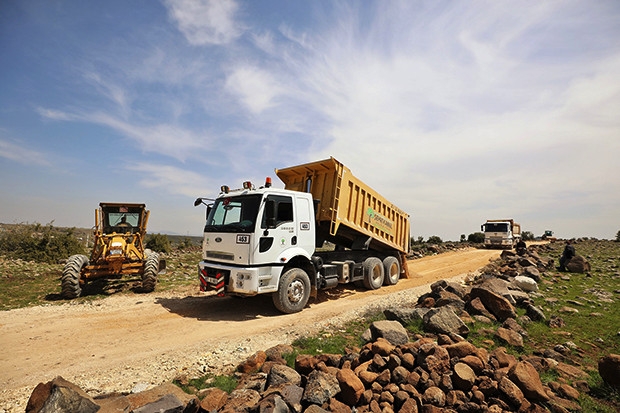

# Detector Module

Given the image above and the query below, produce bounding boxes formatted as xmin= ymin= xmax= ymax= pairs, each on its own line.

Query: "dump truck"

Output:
xmin=481 ymin=219 xmax=521 ymax=249
xmin=61 ymin=203 xmax=165 ymax=298
xmin=541 ymin=230 xmax=557 ymax=241
xmin=194 ymin=157 xmax=411 ymax=313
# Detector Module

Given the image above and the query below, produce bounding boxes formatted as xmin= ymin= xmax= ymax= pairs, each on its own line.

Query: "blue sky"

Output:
xmin=1 ymin=0 xmax=619 ymax=241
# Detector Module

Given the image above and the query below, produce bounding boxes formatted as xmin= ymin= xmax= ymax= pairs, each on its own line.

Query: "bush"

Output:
xmin=468 ymin=232 xmax=485 ymax=243
xmin=427 ymin=235 xmax=443 ymax=244
xmin=522 ymin=231 xmax=535 ymax=241
xmin=616 ymin=230 xmax=620 ymax=242
xmin=146 ymin=233 xmax=171 ymax=253
xmin=0 ymin=223 xmax=86 ymax=263
xmin=177 ymin=237 xmax=196 ymax=250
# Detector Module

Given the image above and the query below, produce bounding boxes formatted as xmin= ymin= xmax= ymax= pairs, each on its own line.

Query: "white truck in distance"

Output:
xmin=194 ymin=157 xmax=411 ymax=313
xmin=481 ymin=219 xmax=521 ymax=249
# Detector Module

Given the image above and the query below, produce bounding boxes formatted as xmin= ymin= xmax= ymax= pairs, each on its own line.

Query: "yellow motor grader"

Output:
xmin=61 ymin=203 xmax=165 ymax=298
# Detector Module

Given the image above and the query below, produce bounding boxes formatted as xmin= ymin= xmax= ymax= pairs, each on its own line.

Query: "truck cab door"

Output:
xmin=259 ymin=195 xmax=297 ymax=261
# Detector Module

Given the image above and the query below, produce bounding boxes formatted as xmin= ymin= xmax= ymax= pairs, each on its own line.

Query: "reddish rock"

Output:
xmin=329 ymin=397 xmax=352 ymax=413
xmin=238 ymin=350 xmax=267 ymax=373
xmin=498 ymin=376 xmax=527 ymax=409
xmin=460 ymin=355 xmax=485 ymax=374
xmin=452 ymin=363 xmax=476 ymax=392
xmin=199 ymin=387 xmax=229 ymax=412
xmin=126 ymin=382 xmax=197 ymax=411
xmin=495 ymin=327 xmax=524 ymax=348
xmin=421 ymin=386 xmax=445 ymax=407
xmin=372 ymin=337 xmax=396 ymax=356
xmin=445 ymin=341 xmax=477 ymax=358
xmin=469 ymin=287 xmax=517 ymax=321
xmin=508 ymin=361 xmax=549 ymax=402
xmin=398 ymin=397 xmax=419 ymax=413
xmin=336 ymin=368 xmax=364 ymax=405
xmin=490 ymin=347 xmax=518 ymax=369
xmin=295 ymin=354 xmax=318 ymax=375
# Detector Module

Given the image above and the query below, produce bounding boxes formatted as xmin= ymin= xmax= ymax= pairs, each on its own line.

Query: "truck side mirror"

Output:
xmin=265 ymin=199 xmax=276 ymax=228
xmin=194 ymin=198 xmax=203 ymax=207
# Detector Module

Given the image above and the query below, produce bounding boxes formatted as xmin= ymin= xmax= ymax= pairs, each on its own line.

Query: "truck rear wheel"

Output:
xmin=142 ymin=252 xmax=159 ymax=292
xmin=273 ymin=268 xmax=311 ymax=314
xmin=363 ymin=257 xmax=384 ymax=290
xmin=61 ymin=254 xmax=89 ymax=299
xmin=382 ymin=256 xmax=400 ymax=286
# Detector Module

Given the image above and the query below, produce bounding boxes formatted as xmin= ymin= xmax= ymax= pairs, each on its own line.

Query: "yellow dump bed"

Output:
xmin=275 ymin=157 xmax=410 ymax=254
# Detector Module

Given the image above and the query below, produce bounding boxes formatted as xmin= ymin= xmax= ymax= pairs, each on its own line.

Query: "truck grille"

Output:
xmin=206 ymin=251 xmax=235 ymax=261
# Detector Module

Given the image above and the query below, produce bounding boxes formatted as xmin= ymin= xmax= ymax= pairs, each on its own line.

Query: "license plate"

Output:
xmin=207 ymin=277 xmax=218 ymax=284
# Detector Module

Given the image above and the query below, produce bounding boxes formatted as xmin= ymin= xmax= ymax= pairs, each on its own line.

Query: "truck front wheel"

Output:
xmin=363 ymin=257 xmax=384 ymax=290
xmin=382 ymin=256 xmax=400 ymax=286
xmin=273 ymin=268 xmax=311 ymax=314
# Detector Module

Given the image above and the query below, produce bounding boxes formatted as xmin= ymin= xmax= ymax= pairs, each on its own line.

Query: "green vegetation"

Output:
xmin=521 ymin=230 xmax=535 ymax=240
xmin=426 ymin=235 xmax=443 ymax=244
xmin=0 ymin=222 xmax=86 ymax=264
xmin=467 ymin=232 xmax=485 ymax=243
xmin=146 ymin=233 xmax=172 ymax=253
xmin=174 ymin=373 xmax=238 ymax=394
xmin=0 ymin=223 xmax=202 ymax=310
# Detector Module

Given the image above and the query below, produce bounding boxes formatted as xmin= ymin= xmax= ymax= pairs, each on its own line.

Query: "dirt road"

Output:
xmin=0 ymin=247 xmax=500 ymax=410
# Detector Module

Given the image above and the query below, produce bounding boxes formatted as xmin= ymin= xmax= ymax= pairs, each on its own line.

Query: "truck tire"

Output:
xmin=382 ymin=256 xmax=400 ymax=286
xmin=363 ymin=257 xmax=384 ymax=290
xmin=272 ymin=268 xmax=311 ymax=314
xmin=142 ymin=252 xmax=159 ymax=292
xmin=61 ymin=254 xmax=89 ymax=299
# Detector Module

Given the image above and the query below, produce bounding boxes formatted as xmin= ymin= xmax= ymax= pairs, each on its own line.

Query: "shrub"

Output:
xmin=427 ymin=235 xmax=443 ymax=244
xmin=146 ymin=233 xmax=171 ymax=253
xmin=0 ymin=222 xmax=86 ymax=263
xmin=522 ymin=231 xmax=535 ymax=241
xmin=177 ymin=237 xmax=196 ymax=250
xmin=468 ymin=232 xmax=485 ymax=243
xmin=616 ymin=230 xmax=620 ymax=242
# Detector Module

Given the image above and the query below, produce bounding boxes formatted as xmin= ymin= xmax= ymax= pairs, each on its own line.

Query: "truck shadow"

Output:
xmin=156 ymin=294 xmax=281 ymax=321
xmin=45 ymin=278 xmax=149 ymax=301
xmin=155 ymin=285 xmax=363 ymax=321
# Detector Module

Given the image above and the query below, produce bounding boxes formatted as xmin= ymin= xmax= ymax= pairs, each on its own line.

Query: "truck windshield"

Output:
xmin=205 ymin=194 xmax=262 ymax=233
xmin=485 ymin=223 xmax=509 ymax=232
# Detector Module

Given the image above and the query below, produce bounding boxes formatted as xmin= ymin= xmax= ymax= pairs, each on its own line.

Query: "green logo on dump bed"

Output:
xmin=366 ymin=207 xmax=394 ymax=235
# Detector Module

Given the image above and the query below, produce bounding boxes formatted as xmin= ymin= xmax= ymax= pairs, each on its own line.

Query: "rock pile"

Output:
xmin=26 ymin=246 xmax=616 ymax=413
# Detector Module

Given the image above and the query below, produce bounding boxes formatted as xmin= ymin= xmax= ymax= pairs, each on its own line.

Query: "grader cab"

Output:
xmin=61 ymin=203 xmax=165 ymax=299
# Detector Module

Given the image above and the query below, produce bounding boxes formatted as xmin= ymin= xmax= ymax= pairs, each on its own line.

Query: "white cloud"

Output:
xmin=0 ymin=138 xmax=51 ymax=167
xmin=87 ymin=113 xmax=207 ymax=162
xmin=164 ymin=0 xmax=244 ymax=45
xmin=36 ymin=108 xmax=77 ymax=121
xmin=225 ymin=65 xmax=284 ymax=114
xmin=128 ymin=163 xmax=212 ymax=198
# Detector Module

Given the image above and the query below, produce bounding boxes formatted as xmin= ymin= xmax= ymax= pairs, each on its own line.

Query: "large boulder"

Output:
xmin=598 ymin=354 xmax=620 ymax=390
xmin=566 ymin=255 xmax=591 ymax=273
xmin=26 ymin=376 xmax=99 ymax=413
xmin=422 ymin=306 xmax=470 ymax=336
xmin=369 ymin=320 xmax=409 ymax=345
xmin=469 ymin=287 xmax=517 ymax=321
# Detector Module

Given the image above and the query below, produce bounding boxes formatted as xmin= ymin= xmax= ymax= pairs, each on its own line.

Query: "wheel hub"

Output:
xmin=287 ymin=279 xmax=304 ymax=303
